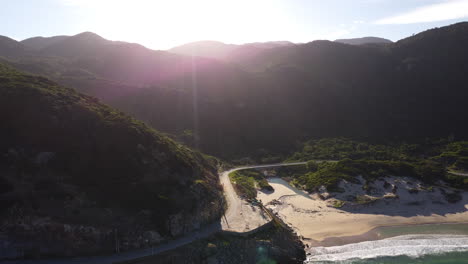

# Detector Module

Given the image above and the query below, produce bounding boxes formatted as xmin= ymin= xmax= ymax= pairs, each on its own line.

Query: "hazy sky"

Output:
xmin=2 ymin=0 xmax=468 ymax=49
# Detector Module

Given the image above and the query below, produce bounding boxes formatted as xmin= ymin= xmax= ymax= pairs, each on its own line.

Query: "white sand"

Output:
xmin=259 ymin=176 xmax=468 ymax=244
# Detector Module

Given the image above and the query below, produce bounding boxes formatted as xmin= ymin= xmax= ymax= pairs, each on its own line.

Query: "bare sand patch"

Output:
xmin=220 ymin=170 xmax=270 ymax=233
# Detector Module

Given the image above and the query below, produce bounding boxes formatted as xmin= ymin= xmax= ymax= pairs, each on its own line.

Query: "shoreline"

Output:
xmin=258 ymin=176 xmax=468 ymax=249
xmin=306 ymin=221 xmax=468 ymax=247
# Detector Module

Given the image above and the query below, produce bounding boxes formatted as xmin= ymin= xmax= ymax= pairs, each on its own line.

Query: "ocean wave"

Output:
xmin=306 ymin=234 xmax=468 ymax=263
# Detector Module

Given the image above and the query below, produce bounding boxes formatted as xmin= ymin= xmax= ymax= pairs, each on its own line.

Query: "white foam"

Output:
xmin=306 ymin=234 xmax=468 ymax=262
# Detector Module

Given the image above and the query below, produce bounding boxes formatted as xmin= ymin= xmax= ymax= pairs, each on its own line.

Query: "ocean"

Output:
xmin=305 ymin=223 xmax=468 ymax=263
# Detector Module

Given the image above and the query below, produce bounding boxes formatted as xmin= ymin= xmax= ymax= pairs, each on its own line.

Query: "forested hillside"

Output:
xmin=0 ymin=63 xmax=224 ymax=258
xmin=2 ymin=22 xmax=468 ymax=159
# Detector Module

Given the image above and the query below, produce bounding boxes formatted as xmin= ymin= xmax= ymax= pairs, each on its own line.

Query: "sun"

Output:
xmin=70 ymin=0 xmax=287 ymax=49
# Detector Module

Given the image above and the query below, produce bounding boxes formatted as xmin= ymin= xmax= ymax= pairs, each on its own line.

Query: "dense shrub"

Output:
xmin=285 ymin=137 xmax=468 ymax=190
xmin=229 ymin=169 xmax=273 ymax=199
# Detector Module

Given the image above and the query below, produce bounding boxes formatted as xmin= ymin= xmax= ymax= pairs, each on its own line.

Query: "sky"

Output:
xmin=1 ymin=0 xmax=468 ymax=50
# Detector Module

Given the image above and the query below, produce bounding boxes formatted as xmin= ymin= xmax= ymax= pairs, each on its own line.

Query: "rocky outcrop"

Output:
xmin=0 ymin=195 xmax=223 ymax=259
xmin=0 ymin=148 xmax=224 ymax=260
xmin=133 ymin=225 xmax=306 ymax=264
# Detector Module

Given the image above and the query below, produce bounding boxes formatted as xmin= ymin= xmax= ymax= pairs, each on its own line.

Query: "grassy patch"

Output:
xmin=331 ymin=200 xmax=345 ymax=208
xmin=229 ymin=169 xmax=273 ymax=199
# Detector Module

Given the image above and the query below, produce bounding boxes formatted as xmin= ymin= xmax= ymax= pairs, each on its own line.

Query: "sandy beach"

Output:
xmin=258 ymin=176 xmax=468 ymax=246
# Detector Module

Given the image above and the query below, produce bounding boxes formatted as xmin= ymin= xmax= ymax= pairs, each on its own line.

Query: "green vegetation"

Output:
xmin=442 ymin=142 xmax=468 ymax=172
xmin=278 ymin=159 xmax=465 ymax=193
xmin=306 ymin=160 xmax=319 ymax=172
xmin=276 ymin=164 xmax=309 ymax=180
xmin=229 ymin=169 xmax=273 ymax=199
xmin=294 ymin=162 xmax=352 ymax=192
xmin=445 ymin=173 xmax=468 ymax=189
xmin=331 ymin=200 xmax=345 ymax=208
xmin=287 ymin=137 xmax=451 ymax=162
xmin=282 ymin=138 xmax=468 ymax=192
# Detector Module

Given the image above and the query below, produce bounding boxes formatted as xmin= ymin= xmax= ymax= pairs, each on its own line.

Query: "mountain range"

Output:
xmin=334 ymin=36 xmax=393 ymax=45
xmin=1 ymin=22 xmax=468 ymax=160
xmin=169 ymin=40 xmax=296 ymax=60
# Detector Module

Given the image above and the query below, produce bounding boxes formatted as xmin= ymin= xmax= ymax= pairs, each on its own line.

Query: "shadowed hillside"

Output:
xmin=21 ymin=35 xmax=69 ymax=50
xmin=0 ymin=63 xmax=224 ymax=258
xmin=0 ymin=36 xmax=27 ymax=58
xmin=2 ymin=22 xmax=468 ymax=160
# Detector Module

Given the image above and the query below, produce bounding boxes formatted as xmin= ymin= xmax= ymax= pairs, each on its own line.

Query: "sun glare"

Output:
xmin=66 ymin=0 xmax=288 ymax=49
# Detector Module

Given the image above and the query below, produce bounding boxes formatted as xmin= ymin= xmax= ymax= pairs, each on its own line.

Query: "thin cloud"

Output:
xmin=321 ymin=24 xmax=359 ymax=40
xmin=376 ymin=0 xmax=468 ymax=24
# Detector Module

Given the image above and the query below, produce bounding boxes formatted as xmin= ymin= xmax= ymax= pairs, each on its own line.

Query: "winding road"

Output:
xmin=4 ymin=162 xmax=307 ymax=264
xmin=220 ymin=162 xmax=307 ymax=232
